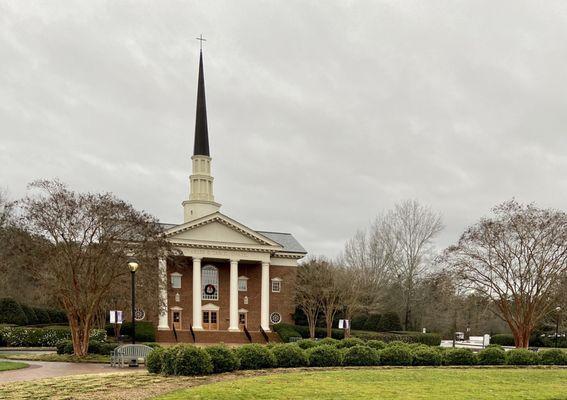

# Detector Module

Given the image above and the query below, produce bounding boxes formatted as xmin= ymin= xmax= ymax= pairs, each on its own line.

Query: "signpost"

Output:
xmin=110 ymin=310 xmax=123 ymax=341
xmin=339 ymin=319 xmax=350 ymax=338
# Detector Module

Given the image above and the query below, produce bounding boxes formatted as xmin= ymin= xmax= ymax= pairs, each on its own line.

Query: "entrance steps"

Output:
xmin=156 ymin=329 xmax=281 ymax=344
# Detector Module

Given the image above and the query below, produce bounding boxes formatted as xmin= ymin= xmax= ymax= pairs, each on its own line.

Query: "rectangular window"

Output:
xmin=238 ymin=278 xmax=247 ymax=291
xmin=271 ymin=280 xmax=281 ymax=293
xmin=171 ymin=274 xmax=182 ymax=289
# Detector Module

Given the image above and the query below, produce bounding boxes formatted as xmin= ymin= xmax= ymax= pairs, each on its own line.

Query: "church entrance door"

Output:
xmin=202 ymin=310 xmax=218 ymax=330
xmin=172 ymin=310 xmax=182 ymax=331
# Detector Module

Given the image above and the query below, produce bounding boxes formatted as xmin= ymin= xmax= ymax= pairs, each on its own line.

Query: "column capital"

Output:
xmin=262 ymin=261 xmax=270 ymax=267
xmin=230 ymin=258 xmax=240 ymax=263
xmin=192 ymin=257 xmax=202 ymax=262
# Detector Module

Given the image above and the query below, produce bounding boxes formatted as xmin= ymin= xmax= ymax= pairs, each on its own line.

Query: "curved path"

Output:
xmin=0 ymin=360 xmax=136 ymax=383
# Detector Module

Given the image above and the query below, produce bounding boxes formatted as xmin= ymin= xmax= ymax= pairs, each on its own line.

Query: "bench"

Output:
xmin=110 ymin=344 xmax=154 ymax=368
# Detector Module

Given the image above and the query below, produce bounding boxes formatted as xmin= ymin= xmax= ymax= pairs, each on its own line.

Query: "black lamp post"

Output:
xmin=128 ymin=258 xmax=139 ymax=345
xmin=555 ymin=306 xmax=561 ymax=348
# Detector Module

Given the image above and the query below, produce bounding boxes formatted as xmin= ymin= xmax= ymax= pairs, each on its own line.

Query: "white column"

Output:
xmin=157 ymin=258 xmax=169 ymax=330
xmin=192 ymin=257 xmax=203 ymax=330
xmin=228 ymin=259 xmax=240 ymax=332
xmin=260 ymin=261 xmax=270 ymax=332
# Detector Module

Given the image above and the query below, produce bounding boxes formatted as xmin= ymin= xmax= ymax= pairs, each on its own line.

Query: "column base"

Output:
xmin=192 ymin=326 xmax=204 ymax=331
xmin=157 ymin=325 xmax=170 ymax=331
xmin=228 ymin=327 xmax=240 ymax=332
xmin=261 ymin=327 xmax=271 ymax=332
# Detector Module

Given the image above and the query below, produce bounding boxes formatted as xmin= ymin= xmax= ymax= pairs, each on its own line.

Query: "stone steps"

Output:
xmin=156 ymin=329 xmax=281 ymax=344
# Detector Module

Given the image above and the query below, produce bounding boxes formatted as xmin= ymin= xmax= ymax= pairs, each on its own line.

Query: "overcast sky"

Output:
xmin=2 ymin=1 xmax=567 ymax=257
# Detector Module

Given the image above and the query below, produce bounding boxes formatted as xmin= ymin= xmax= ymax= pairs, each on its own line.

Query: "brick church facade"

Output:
xmin=154 ymin=49 xmax=306 ymax=343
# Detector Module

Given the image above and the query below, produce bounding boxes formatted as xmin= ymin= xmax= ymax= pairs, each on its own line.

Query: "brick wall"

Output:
xmin=164 ymin=257 xmax=297 ymax=331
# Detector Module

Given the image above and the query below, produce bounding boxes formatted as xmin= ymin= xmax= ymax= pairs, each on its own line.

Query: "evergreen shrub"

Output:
xmin=236 ymin=344 xmax=276 ymax=370
xmin=205 ymin=345 xmax=240 ymax=373
xmin=271 ymin=344 xmax=309 ymax=368
xmin=342 ymin=345 xmax=380 ymax=366
xmin=307 ymin=345 xmax=342 ymax=367
xmin=173 ymin=345 xmax=213 ymax=376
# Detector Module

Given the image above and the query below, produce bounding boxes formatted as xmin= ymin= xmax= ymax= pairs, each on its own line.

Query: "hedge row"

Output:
xmin=491 ymin=333 xmax=567 ymax=348
xmin=273 ymin=323 xmax=441 ymax=346
xmin=105 ymin=322 xmax=156 ymax=342
xmin=146 ymin=342 xmax=567 ymax=377
xmin=0 ymin=326 xmax=106 ymax=347
xmin=0 ymin=298 xmax=68 ymax=326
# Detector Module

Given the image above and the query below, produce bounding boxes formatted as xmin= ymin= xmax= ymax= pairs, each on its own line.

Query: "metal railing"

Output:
xmin=259 ymin=326 xmax=269 ymax=343
xmin=190 ymin=324 xmax=196 ymax=343
xmin=172 ymin=323 xmax=178 ymax=342
xmin=243 ymin=325 xmax=252 ymax=343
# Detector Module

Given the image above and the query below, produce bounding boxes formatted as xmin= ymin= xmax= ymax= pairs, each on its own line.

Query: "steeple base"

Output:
xmin=183 ymin=200 xmax=221 ymax=222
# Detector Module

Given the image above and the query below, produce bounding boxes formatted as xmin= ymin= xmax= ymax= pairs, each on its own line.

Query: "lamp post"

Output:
xmin=555 ymin=306 xmax=561 ymax=349
xmin=128 ymin=259 xmax=139 ymax=345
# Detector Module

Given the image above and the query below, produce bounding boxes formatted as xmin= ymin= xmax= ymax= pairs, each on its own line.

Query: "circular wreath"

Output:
xmin=134 ymin=308 xmax=145 ymax=321
xmin=204 ymin=284 xmax=216 ymax=296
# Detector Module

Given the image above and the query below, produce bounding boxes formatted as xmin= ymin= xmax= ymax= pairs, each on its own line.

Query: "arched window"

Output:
xmin=202 ymin=265 xmax=219 ymax=300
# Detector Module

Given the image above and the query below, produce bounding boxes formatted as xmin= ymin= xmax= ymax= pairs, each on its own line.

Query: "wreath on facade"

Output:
xmin=204 ymin=284 xmax=216 ymax=296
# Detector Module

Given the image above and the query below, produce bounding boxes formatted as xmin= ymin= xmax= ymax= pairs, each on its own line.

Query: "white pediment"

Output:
xmin=164 ymin=212 xmax=282 ymax=250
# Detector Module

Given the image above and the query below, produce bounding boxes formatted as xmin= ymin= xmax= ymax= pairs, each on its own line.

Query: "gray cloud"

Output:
xmin=2 ymin=0 xmax=567 ymax=257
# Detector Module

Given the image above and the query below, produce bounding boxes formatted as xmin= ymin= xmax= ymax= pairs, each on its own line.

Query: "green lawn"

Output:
xmin=155 ymin=368 xmax=567 ymax=400
xmin=0 ymin=361 xmax=28 ymax=372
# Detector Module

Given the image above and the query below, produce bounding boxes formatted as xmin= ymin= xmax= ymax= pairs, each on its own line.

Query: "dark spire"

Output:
xmin=193 ymin=49 xmax=210 ymax=156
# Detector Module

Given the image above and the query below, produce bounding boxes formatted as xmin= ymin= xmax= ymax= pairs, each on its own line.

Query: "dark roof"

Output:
xmin=193 ymin=50 xmax=210 ymax=156
xmin=256 ymin=231 xmax=307 ymax=254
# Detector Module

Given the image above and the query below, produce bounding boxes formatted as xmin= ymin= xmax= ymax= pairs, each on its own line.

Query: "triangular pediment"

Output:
xmin=164 ymin=212 xmax=282 ymax=250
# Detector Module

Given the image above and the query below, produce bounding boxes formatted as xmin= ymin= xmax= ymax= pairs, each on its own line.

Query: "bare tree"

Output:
xmin=6 ymin=180 xmax=169 ymax=355
xmin=295 ymin=257 xmax=324 ymax=338
xmin=318 ymin=260 xmax=343 ymax=337
xmin=385 ymin=200 xmax=443 ymax=330
xmin=443 ymin=200 xmax=567 ymax=348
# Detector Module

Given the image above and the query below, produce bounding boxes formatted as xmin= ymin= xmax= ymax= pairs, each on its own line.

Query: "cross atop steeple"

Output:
xmin=196 ymin=34 xmax=206 ymax=51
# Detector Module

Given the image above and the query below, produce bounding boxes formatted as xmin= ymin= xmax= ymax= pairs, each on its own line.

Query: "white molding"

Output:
xmin=202 ymin=303 xmax=220 ymax=311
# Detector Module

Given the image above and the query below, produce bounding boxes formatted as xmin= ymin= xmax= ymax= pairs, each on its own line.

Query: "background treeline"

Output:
xmin=0 ymin=298 xmax=67 ymax=326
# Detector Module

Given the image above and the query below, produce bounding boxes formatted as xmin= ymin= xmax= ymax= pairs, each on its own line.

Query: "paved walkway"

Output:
xmin=0 ymin=360 xmax=134 ymax=384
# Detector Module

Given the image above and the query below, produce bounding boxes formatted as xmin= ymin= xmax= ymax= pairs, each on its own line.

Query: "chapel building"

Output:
xmin=155 ymin=49 xmax=307 ymax=343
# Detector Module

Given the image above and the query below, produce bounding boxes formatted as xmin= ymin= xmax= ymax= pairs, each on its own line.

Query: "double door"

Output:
xmin=202 ymin=310 xmax=218 ymax=330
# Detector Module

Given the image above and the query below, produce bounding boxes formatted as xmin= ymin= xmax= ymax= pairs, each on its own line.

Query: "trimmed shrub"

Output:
xmin=0 ymin=298 xmax=28 ymax=326
xmin=539 ymin=349 xmax=567 ymax=366
xmin=362 ymin=314 xmax=381 ymax=331
xmin=272 ymin=323 xmax=302 ymax=343
xmin=491 ymin=334 xmax=515 ymax=347
xmin=20 ymin=304 xmax=39 ymax=325
xmin=342 ymin=345 xmax=380 ymax=366
xmin=161 ymin=345 xmax=183 ymax=375
xmin=107 ymin=322 xmax=155 ymax=342
xmin=46 ymin=308 xmax=68 ymax=324
xmin=33 ymin=308 xmax=52 ymax=325
xmin=271 ymin=344 xmax=309 ymax=368
xmin=367 ymin=340 xmax=387 ymax=350
xmin=307 ymin=345 xmax=342 ymax=367
xmin=146 ymin=347 xmax=165 ymax=374
xmin=336 ymin=337 xmax=365 ymax=349
xmin=205 ymin=345 xmax=240 ymax=373
xmin=296 ymin=339 xmax=319 ymax=349
xmin=0 ymin=326 xmax=70 ymax=347
xmin=412 ymin=346 xmax=442 ymax=366
xmin=56 ymin=339 xmax=74 ymax=354
xmin=236 ymin=344 xmax=276 ymax=370
xmin=485 ymin=344 xmax=504 ymax=350
xmin=351 ymin=314 xmax=368 ymax=331
xmin=443 ymin=348 xmax=477 ymax=366
xmin=506 ymin=349 xmax=539 ymax=365
xmin=380 ymin=344 xmax=413 ymax=366
xmin=173 ymin=345 xmax=213 ymax=376
xmin=477 ymin=347 xmax=506 ymax=365
xmin=88 ymin=341 xmax=117 ymax=355
xmin=317 ymin=337 xmax=340 ymax=347
xmin=377 ymin=312 xmax=403 ymax=331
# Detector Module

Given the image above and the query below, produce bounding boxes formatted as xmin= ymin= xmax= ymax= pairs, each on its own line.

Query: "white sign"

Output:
xmin=339 ymin=319 xmax=350 ymax=329
xmin=110 ymin=310 xmax=123 ymax=324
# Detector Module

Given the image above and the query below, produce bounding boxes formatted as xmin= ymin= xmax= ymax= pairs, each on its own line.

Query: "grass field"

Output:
xmin=0 ymin=361 xmax=28 ymax=372
xmin=155 ymin=368 xmax=567 ymax=400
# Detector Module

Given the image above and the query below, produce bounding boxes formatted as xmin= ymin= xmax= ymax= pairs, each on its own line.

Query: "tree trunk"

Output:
xmin=326 ymin=315 xmax=333 ymax=338
xmin=69 ymin=315 xmax=92 ymax=356
xmin=308 ymin=314 xmax=316 ymax=339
